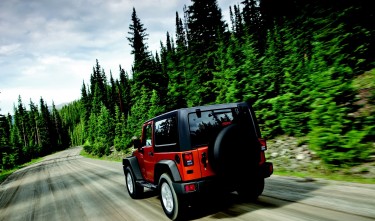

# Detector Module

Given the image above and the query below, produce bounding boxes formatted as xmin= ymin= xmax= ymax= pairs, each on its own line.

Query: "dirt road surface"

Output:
xmin=1 ymin=147 xmax=374 ymax=221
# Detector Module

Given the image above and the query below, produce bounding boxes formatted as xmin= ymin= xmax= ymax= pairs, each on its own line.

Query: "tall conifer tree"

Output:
xmin=186 ymin=0 xmax=227 ymax=105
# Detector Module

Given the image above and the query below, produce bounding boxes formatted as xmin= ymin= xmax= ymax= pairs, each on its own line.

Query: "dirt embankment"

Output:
xmin=266 ymin=136 xmax=375 ymax=179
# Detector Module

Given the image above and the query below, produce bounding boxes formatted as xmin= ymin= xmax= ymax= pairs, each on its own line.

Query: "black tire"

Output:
xmin=210 ymin=124 xmax=259 ymax=177
xmin=159 ymin=174 xmax=184 ymax=220
xmin=125 ymin=167 xmax=144 ymax=199
xmin=237 ymin=178 xmax=264 ymax=201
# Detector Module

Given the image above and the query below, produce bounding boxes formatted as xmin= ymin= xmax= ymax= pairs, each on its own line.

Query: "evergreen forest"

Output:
xmin=1 ymin=0 xmax=374 ymax=171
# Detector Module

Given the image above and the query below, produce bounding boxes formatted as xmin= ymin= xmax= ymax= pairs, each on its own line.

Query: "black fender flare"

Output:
xmin=154 ymin=160 xmax=182 ymax=184
xmin=122 ymin=156 xmax=143 ymax=180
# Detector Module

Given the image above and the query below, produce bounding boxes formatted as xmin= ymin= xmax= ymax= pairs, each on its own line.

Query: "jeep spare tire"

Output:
xmin=210 ymin=124 xmax=259 ymax=177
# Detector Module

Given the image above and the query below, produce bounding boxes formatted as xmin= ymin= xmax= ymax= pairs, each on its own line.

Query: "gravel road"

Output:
xmin=1 ymin=147 xmax=374 ymax=221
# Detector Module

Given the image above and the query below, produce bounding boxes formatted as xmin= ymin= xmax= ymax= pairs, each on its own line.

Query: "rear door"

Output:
xmin=188 ymin=109 xmax=235 ymax=178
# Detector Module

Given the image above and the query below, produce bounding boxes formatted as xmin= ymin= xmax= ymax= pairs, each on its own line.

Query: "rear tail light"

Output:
xmin=184 ymin=183 xmax=196 ymax=192
xmin=259 ymin=138 xmax=267 ymax=151
xmin=183 ymin=152 xmax=194 ymax=166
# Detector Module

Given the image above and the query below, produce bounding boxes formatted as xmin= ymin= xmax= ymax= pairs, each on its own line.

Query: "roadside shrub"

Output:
xmin=1 ymin=153 xmax=17 ymax=170
xmin=83 ymin=140 xmax=92 ymax=154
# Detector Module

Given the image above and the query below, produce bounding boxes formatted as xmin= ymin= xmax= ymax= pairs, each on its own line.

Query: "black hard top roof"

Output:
xmin=146 ymin=102 xmax=250 ymax=123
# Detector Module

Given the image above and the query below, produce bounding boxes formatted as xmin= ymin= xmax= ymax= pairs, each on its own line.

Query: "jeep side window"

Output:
xmin=142 ymin=124 xmax=152 ymax=146
xmin=155 ymin=116 xmax=178 ymax=146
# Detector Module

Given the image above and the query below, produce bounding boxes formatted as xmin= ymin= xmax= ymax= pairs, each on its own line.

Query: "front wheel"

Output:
xmin=159 ymin=174 xmax=184 ymax=220
xmin=125 ymin=167 xmax=144 ymax=199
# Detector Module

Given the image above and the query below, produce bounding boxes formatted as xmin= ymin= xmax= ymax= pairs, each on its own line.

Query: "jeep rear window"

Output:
xmin=189 ymin=108 xmax=239 ymax=148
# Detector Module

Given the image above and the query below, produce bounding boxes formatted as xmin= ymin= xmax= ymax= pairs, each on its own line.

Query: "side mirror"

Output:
xmin=132 ymin=136 xmax=141 ymax=151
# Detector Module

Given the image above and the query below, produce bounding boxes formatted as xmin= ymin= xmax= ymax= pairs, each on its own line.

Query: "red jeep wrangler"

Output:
xmin=122 ymin=102 xmax=273 ymax=220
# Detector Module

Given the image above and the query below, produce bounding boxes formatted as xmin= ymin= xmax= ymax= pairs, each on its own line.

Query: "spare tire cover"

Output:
xmin=210 ymin=124 xmax=259 ymax=177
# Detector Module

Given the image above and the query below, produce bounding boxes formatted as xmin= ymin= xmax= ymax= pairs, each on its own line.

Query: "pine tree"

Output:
xmin=51 ymin=102 xmax=69 ymax=149
xmin=86 ymin=112 xmax=97 ymax=151
xmin=152 ymin=51 xmax=169 ymax=107
xmin=39 ymin=98 xmax=52 ymax=155
xmin=0 ymin=112 xmax=11 ymax=169
xmin=91 ymin=84 xmax=103 ymax=115
xmin=108 ymin=71 xmax=117 ymax=115
xmin=186 ymin=0 xmax=227 ymax=105
xmin=60 ymin=100 xmax=85 ymax=146
xmin=114 ymin=105 xmax=126 ymax=151
xmin=272 ymin=19 xmax=312 ymax=137
xmin=125 ymin=89 xmax=151 ymax=147
xmin=148 ymin=90 xmax=165 ymax=119
xmin=127 ymin=8 xmax=154 ymax=98
xmin=28 ymin=99 xmax=41 ymax=156
xmin=119 ymin=66 xmax=132 ymax=116
xmin=213 ymin=34 xmax=241 ymax=103
xmin=90 ymin=59 xmax=108 ymax=109
xmin=81 ymin=81 xmax=90 ymax=122
xmin=253 ymin=28 xmax=284 ymax=136
xmin=5 ymin=114 xmax=20 ymax=169
xmin=128 ymin=7 xmax=149 ymax=70
xmin=16 ymin=96 xmax=29 ymax=149
xmin=0 ymin=114 xmax=10 ymax=147
xmin=230 ymin=4 xmax=244 ymax=40
xmin=241 ymin=0 xmax=264 ymax=52
xmin=175 ymin=12 xmax=187 ymax=52
xmin=165 ymin=13 xmax=188 ymax=109
xmin=94 ymin=104 xmax=114 ymax=156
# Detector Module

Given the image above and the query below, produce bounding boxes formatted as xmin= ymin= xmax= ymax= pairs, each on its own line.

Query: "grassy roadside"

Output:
xmin=274 ymin=170 xmax=375 ymax=184
xmin=80 ymin=149 xmax=123 ymax=162
xmin=0 ymin=157 xmax=44 ymax=184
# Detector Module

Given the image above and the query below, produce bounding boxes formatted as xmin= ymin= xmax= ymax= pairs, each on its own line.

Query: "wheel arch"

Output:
xmin=154 ymin=160 xmax=182 ymax=185
xmin=123 ymin=156 xmax=143 ymax=180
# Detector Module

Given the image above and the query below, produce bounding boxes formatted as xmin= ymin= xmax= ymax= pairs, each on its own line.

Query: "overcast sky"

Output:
xmin=0 ymin=0 xmax=234 ymax=115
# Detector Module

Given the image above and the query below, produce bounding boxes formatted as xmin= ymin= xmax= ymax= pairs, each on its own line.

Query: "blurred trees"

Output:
xmin=66 ymin=0 xmax=374 ymax=167
xmin=1 ymin=0 xmax=374 ymax=170
xmin=0 ymin=96 xmax=69 ymax=170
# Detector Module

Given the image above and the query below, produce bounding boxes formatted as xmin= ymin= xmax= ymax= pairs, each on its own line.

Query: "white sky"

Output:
xmin=0 ymin=0 xmax=234 ymax=115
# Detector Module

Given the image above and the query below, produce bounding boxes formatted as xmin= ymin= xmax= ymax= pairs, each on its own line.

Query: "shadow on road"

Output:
xmin=175 ymin=177 xmax=325 ymax=220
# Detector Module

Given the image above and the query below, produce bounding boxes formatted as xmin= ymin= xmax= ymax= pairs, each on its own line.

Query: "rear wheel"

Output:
xmin=237 ymin=178 xmax=264 ymax=201
xmin=125 ymin=167 xmax=144 ymax=199
xmin=159 ymin=174 xmax=184 ymax=220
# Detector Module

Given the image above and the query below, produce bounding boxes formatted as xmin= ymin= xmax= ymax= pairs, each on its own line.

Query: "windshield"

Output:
xmin=188 ymin=107 xmax=249 ymax=148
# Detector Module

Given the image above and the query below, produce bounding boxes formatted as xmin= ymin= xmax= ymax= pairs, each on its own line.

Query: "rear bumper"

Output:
xmin=173 ymin=162 xmax=273 ymax=195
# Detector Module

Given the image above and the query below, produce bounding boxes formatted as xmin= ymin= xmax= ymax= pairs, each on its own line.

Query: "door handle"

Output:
xmin=148 ymin=152 xmax=154 ymax=156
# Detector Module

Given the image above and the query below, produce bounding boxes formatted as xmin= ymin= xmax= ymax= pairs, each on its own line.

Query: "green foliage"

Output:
xmin=1 ymin=96 xmax=70 ymax=171
xmin=83 ymin=140 xmax=92 ymax=154
xmin=148 ymin=90 xmax=165 ymax=119
xmin=1 ymin=0 xmax=373 ymax=174
xmin=113 ymin=106 xmax=127 ymax=151
xmin=125 ymin=89 xmax=151 ymax=147
xmin=95 ymin=104 xmax=114 ymax=156
xmin=43 ymin=1 xmax=374 ymax=171
xmin=185 ymin=0 xmax=227 ymax=106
